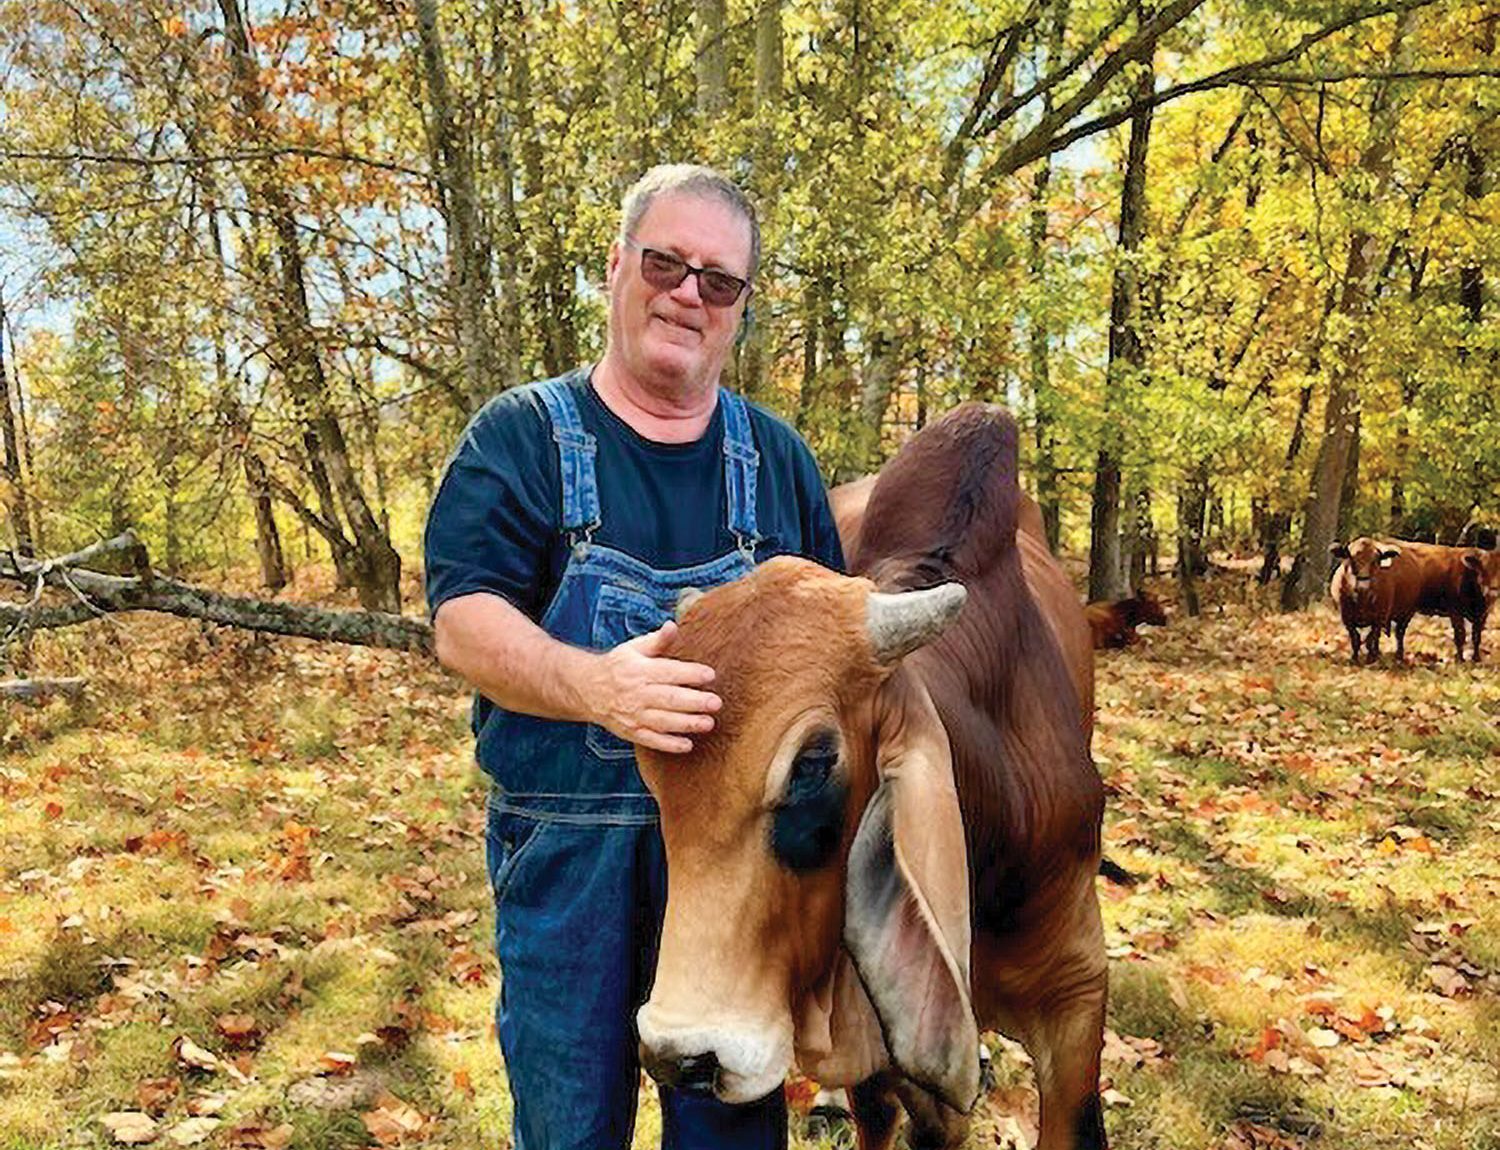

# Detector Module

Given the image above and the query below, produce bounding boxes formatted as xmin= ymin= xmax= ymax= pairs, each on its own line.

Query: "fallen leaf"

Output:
xmin=173 ymin=1035 xmax=221 ymax=1073
xmin=319 ymin=1050 xmax=357 ymax=1076
xmin=136 ymin=1077 xmax=180 ymax=1114
xmin=165 ymin=1117 xmax=219 ymax=1146
xmin=1427 ymin=964 xmax=1471 ymax=998
xmin=102 ymin=1112 xmax=159 ymax=1144
xmin=361 ymin=1091 xmax=426 ymax=1145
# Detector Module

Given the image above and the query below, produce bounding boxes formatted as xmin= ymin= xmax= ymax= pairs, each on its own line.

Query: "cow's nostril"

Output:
xmin=676 ymin=1051 xmax=720 ymax=1094
xmin=638 ymin=1047 xmax=720 ymax=1095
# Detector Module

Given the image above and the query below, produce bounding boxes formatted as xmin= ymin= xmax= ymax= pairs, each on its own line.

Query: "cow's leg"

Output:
xmin=1364 ymin=626 xmax=1380 ymax=664
xmin=1023 ymin=976 xmax=1109 ymax=1150
xmin=891 ymin=1079 xmax=969 ymax=1149
xmin=1395 ymin=617 xmax=1410 ymax=664
xmin=848 ymin=1071 xmax=902 ymax=1150
xmin=1346 ymin=623 xmax=1362 ymax=664
xmin=1471 ymin=612 xmax=1483 ymax=663
xmin=1451 ymin=613 xmax=1466 ymax=662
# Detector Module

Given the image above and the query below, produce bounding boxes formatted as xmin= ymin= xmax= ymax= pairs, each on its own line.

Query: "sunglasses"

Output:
xmin=623 ymin=237 xmax=750 ymax=308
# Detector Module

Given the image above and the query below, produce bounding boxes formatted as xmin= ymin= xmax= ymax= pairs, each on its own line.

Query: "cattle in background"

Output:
xmin=1391 ymin=540 xmax=1500 ymax=662
xmin=640 ymin=405 xmax=1108 ymax=1150
xmin=1083 ymin=591 xmax=1168 ymax=650
xmin=1331 ymin=538 xmax=1500 ymax=663
xmin=1329 ymin=538 xmax=1406 ymax=663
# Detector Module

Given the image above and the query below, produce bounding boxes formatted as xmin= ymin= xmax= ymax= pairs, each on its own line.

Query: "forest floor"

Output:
xmin=2 ymin=572 xmax=1497 ymax=1150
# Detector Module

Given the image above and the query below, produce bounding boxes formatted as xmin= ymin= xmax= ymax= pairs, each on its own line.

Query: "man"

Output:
xmin=424 ymin=164 xmax=844 ymax=1150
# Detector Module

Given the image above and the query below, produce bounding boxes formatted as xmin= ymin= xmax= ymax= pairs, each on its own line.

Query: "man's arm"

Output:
xmin=433 ymin=592 xmax=720 ymax=754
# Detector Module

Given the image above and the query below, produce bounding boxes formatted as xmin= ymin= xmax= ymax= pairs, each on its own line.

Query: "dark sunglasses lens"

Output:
xmin=640 ymin=250 xmax=687 ymax=290
xmin=699 ymin=271 xmax=744 ymax=307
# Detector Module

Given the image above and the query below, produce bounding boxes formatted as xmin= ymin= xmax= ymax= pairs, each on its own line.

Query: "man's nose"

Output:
xmin=668 ymin=270 xmax=704 ymax=307
xmin=639 ymin=1043 xmax=720 ymax=1095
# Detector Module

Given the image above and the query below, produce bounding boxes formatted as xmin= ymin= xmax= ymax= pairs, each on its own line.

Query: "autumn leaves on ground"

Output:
xmin=3 ymin=581 xmax=1498 ymax=1150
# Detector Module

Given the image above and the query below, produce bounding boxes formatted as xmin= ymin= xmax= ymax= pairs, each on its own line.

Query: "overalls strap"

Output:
xmin=534 ymin=377 xmax=601 ymax=547
xmin=719 ymin=390 xmax=760 ymax=556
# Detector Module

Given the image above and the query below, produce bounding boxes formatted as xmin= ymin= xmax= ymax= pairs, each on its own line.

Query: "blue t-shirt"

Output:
xmin=423 ymin=369 xmax=845 ymax=624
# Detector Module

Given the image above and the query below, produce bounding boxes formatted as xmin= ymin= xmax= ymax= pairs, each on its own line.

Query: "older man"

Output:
xmin=424 ymin=165 xmax=844 ymax=1149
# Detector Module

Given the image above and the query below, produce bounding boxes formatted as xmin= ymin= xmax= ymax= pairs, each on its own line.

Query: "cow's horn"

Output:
xmin=866 ymin=583 xmax=967 ymax=663
xmin=675 ymin=586 xmax=704 ymax=621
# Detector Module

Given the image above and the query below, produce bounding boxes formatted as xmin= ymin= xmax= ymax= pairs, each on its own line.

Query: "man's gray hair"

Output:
xmin=619 ymin=164 xmax=760 ymax=280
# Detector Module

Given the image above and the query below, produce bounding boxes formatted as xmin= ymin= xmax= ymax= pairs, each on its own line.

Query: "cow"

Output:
xmin=636 ymin=404 xmax=1109 ymax=1150
xmin=1083 ymin=592 xmax=1168 ymax=650
xmin=1331 ymin=538 xmax=1500 ymax=663
xmin=830 ymin=476 xmax=1094 ymax=733
xmin=1329 ymin=537 xmax=1407 ymax=663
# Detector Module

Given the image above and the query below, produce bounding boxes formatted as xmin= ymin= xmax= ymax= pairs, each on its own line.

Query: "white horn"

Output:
xmin=866 ymin=583 xmax=967 ymax=663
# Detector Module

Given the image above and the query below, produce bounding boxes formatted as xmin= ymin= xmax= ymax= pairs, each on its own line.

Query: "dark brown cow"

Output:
xmin=637 ymin=405 xmax=1107 ymax=1149
xmin=1331 ymin=538 xmax=1500 ymax=663
xmin=1329 ymin=537 xmax=1405 ymax=663
xmin=1083 ymin=591 xmax=1168 ymax=650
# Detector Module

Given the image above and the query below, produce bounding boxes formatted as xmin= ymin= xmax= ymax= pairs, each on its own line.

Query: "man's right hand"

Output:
xmin=588 ymin=621 xmax=721 ymax=754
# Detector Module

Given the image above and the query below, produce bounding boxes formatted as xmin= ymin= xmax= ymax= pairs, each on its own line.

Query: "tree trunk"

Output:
xmin=754 ymin=0 xmax=782 ymax=105
xmin=415 ymin=0 xmax=503 ymax=413
xmin=695 ymin=0 xmax=728 ymax=116
xmin=1281 ymin=15 xmax=1413 ymax=610
xmin=1178 ymin=463 xmax=1208 ymax=617
xmin=1089 ymin=30 xmax=1155 ymax=602
xmin=217 ymin=0 xmax=402 ymax=612
xmin=796 ymin=277 xmax=821 ymax=432
xmin=0 ymin=295 xmax=35 ymax=557
xmin=1027 ymin=2 xmax=1068 ymax=553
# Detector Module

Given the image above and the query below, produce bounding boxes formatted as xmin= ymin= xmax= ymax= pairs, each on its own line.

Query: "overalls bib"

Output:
xmin=484 ymin=374 xmax=788 ymax=1150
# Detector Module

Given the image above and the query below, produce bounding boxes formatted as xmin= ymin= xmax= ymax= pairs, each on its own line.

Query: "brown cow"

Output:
xmin=1329 ymin=537 xmax=1406 ymax=663
xmin=637 ymin=405 xmax=1108 ymax=1149
xmin=831 ymin=476 xmax=1094 ymax=732
xmin=1332 ymin=538 xmax=1500 ymax=663
xmin=1083 ymin=591 xmax=1168 ymax=650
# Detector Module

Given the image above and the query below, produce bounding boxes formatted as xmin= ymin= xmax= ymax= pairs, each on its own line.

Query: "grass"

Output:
xmin=1 ymin=582 xmax=1497 ymax=1149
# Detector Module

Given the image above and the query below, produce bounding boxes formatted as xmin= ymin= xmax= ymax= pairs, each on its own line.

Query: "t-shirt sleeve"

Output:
xmin=422 ymin=392 xmax=558 ymax=622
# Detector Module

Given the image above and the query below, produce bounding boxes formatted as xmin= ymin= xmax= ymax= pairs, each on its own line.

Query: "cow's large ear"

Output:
xmin=1379 ymin=547 xmax=1400 ymax=568
xmin=843 ymin=668 xmax=980 ymax=1112
xmin=1463 ymin=551 xmax=1483 ymax=573
xmin=1330 ymin=543 xmax=1350 ymax=560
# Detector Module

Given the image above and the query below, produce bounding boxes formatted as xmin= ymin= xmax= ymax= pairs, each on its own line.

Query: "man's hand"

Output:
xmin=589 ymin=621 xmax=720 ymax=754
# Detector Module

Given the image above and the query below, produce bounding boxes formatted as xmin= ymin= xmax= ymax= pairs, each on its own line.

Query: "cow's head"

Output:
xmin=634 ymin=556 xmax=980 ymax=1111
xmin=1330 ymin=538 xmax=1400 ymax=586
xmin=1461 ymin=547 xmax=1500 ymax=607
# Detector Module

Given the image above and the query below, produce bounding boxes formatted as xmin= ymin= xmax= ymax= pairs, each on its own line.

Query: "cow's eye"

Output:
xmin=770 ymin=733 xmax=847 ymax=873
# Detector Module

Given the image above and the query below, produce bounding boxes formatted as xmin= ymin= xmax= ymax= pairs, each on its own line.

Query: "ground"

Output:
xmin=1 ymin=582 xmax=1497 ymax=1149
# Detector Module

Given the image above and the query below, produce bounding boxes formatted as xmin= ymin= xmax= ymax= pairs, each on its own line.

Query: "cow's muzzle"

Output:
xmin=639 ymin=1045 xmax=720 ymax=1095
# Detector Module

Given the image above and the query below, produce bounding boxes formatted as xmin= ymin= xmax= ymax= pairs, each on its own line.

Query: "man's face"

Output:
xmin=605 ymin=192 xmax=752 ymax=394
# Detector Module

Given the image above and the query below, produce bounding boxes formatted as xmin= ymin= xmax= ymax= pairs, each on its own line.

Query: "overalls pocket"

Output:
xmin=486 ymin=802 xmax=552 ymax=906
xmin=586 ymin=583 xmax=670 ymax=761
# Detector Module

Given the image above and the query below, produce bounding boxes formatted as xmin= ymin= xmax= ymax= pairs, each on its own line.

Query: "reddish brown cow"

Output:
xmin=1331 ymin=538 xmax=1500 ymax=663
xmin=1083 ymin=591 xmax=1168 ymax=650
xmin=637 ymin=405 xmax=1107 ymax=1149
xmin=1329 ymin=537 xmax=1406 ymax=663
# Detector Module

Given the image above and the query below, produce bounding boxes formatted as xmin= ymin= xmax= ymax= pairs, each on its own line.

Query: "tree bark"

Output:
xmin=754 ymin=0 xmax=782 ymax=106
xmin=1 ymin=536 xmax=430 ymax=654
xmin=1281 ymin=14 xmax=1414 ymax=610
xmin=217 ymin=0 xmax=402 ymax=612
xmin=1177 ymin=463 xmax=1208 ymax=616
xmin=415 ymin=0 xmax=502 ymax=413
xmin=1089 ymin=33 xmax=1155 ymax=602
xmin=696 ymin=0 xmax=729 ymax=116
xmin=0 ymin=294 xmax=35 ymax=557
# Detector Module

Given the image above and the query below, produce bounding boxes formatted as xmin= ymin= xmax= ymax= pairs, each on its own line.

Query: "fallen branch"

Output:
xmin=0 ymin=677 xmax=87 ymax=702
xmin=1 ymin=535 xmax=433 ymax=655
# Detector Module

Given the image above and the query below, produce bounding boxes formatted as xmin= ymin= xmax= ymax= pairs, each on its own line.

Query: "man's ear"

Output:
xmin=843 ymin=668 xmax=980 ymax=1113
xmin=605 ymin=242 xmax=621 ymax=292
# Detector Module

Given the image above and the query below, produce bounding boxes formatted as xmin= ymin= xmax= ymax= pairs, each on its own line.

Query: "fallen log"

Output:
xmin=0 ymin=677 xmax=87 ymax=702
xmin=1 ymin=533 xmax=433 ymax=655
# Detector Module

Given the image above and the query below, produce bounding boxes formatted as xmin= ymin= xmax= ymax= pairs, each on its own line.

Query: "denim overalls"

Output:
xmin=483 ymin=376 xmax=788 ymax=1150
